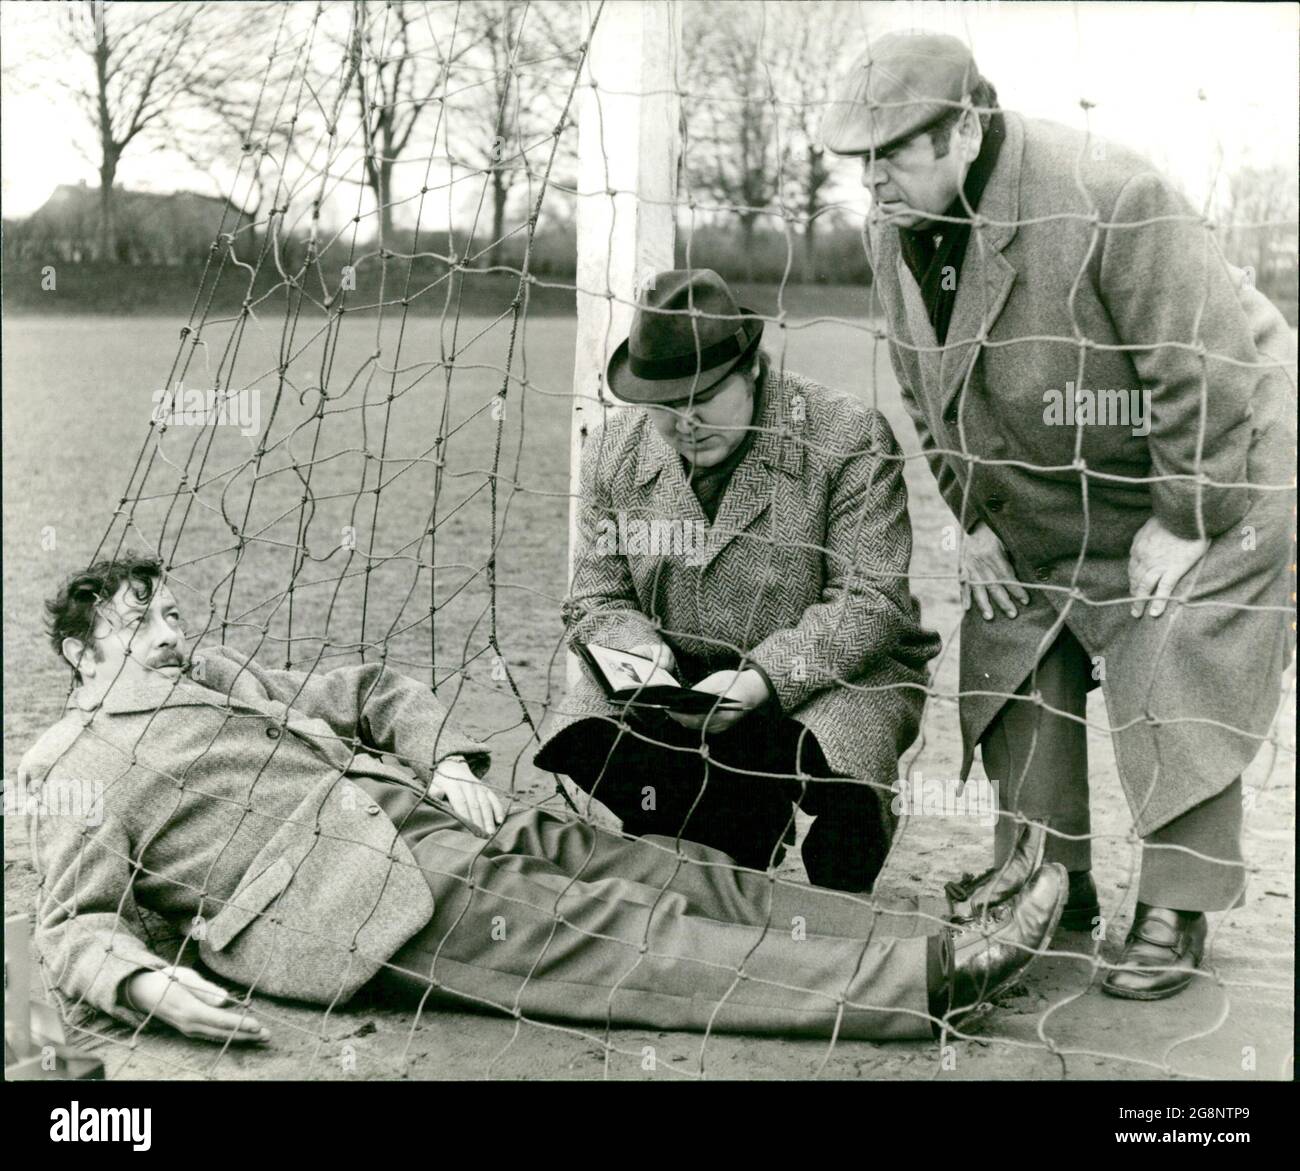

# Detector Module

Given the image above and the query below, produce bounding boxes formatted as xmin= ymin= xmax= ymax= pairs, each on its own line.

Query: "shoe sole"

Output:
xmin=1101 ymin=968 xmax=1198 ymax=1000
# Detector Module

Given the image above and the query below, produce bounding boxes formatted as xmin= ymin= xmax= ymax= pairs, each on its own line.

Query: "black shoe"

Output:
xmin=942 ymin=862 xmax=1067 ymax=1023
xmin=1101 ymin=904 xmax=1207 ymax=1001
xmin=945 ymin=821 xmax=1047 ymax=921
xmin=1059 ymin=870 xmax=1100 ymax=932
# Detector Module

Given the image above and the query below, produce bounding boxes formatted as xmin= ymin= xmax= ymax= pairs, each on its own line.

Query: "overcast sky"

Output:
xmin=865 ymin=0 xmax=1298 ymax=210
xmin=2 ymin=0 xmax=1295 ymax=224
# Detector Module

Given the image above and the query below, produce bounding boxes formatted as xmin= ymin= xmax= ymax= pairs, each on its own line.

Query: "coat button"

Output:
xmin=985 ymin=496 xmax=1004 ymax=513
xmin=366 ymin=803 xmax=382 ymax=816
xmin=1034 ymin=565 xmax=1051 ymax=582
xmin=265 ymin=725 xmax=281 ymax=739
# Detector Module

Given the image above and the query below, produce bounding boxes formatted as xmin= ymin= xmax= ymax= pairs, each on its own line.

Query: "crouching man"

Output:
xmin=22 ymin=552 xmax=1066 ymax=1046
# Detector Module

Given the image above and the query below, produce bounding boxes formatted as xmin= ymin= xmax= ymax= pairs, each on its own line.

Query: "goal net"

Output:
xmin=15 ymin=0 xmax=1296 ymax=1082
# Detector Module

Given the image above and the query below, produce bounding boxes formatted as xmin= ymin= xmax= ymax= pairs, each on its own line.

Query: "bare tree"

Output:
xmin=351 ymin=0 xmax=486 ymax=246
xmin=680 ymin=2 xmax=787 ymax=281
xmin=1218 ymin=161 xmax=1299 ymax=310
xmin=444 ymin=0 xmax=582 ymax=268
xmin=680 ymin=0 xmax=865 ymax=284
xmin=769 ymin=1 xmax=861 ymax=282
xmin=55 ymin=0 xmax=276 ymax=260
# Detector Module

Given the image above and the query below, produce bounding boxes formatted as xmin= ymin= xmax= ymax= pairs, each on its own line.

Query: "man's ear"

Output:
xmin=960 ymin=107 xmax=984 ymax=161
xmin=61 ymin=637 xmax=93 ymax=678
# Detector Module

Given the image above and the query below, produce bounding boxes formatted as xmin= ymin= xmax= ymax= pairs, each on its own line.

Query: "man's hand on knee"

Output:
xmin=429 ymin=755 xmax=506 ymax=834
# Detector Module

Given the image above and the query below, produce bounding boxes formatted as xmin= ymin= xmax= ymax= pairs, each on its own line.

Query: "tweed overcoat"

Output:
xmin=867 ymin=110 xmax=1297 ymax=834
xmin=19 ymin=646 xmax=489 ymax=1027
xmin=535 ymin=370 xmax=943 ymax=834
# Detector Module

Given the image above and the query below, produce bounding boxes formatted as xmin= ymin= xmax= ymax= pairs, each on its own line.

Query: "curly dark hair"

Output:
xmin=44 ymin=551 xmax=165 ymax=682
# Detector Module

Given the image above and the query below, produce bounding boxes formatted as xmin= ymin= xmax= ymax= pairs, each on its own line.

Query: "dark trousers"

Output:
xmin=980 ymin=627 xmax=1246 ymax=911
xmin=556 ymin=710 xmax=888 ymax=892
xmin=357 ymin=775 xmax=938 ymax=1040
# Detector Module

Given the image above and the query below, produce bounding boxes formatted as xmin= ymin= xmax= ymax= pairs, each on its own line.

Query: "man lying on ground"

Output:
xmin=22 ymin=552 xmax=1064 ymax=1045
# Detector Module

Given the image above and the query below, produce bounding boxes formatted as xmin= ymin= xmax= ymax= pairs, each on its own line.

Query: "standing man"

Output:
xmin=822 ymin=31 xmax=1296 ymax=1000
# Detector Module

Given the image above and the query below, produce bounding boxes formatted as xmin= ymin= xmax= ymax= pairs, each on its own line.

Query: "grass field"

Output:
xmin=3 ymin=304 xmax=1293 ymax=1080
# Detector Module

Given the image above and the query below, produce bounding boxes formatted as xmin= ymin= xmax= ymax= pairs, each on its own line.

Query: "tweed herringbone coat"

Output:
xmin=868 ymin=110 xmax=1297 ymax=835
xmin=20 ymin=647 xmax=489 ymax=1027
xmin=535 ymin=370 xmax=943 ymax=835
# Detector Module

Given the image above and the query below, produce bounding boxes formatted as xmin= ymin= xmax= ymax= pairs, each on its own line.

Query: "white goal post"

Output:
xmin=568 ymin=0 xmax=682 ymax=690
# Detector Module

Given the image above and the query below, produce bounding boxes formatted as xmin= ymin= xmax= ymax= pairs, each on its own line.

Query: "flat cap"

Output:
xmin=821 ymin=30 xmax=980 ymax=156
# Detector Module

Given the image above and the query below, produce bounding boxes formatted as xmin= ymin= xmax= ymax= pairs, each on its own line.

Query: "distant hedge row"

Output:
xmin=4 ymin=221 xmax=879 ymax=311
xmin=4 ymin=259 xmax=881 ymax=322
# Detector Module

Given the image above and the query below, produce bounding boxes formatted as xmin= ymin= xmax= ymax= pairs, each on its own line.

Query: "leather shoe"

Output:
xmin=1102 ymin=904 xmax=1207 ymax=1000
xmin=941 ymin=862 xmax=1067 ymax=1023
xmin=1060 ymin=870 xmax=1100 ymax=932
xmin=945 ymin=821 xmax=1046 ymax=920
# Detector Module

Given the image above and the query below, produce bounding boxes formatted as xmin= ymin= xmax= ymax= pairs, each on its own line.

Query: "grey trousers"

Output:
xmin=355 ymin=775 xmax=939 ymax=1040
xmin=981 ymin=627 xmax=1246 ymax=911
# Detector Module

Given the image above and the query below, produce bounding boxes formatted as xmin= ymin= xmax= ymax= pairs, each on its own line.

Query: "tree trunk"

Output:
xmin=378 ymin=158 xmax=395 ymax=246
xmin=740 ymin=215 xmax=757 ymax=282
xmin=803 ymin=143 xmax=826 ymax=284
xmin=98 ymin=154 xmax=119 ymax=263
xmin=363 ymin=141 xmax=396 ymax=248
xmin=94 ymin=23 xmax=118 ymax=263
xmin=490 ymin=169 xmax=507 ymax=269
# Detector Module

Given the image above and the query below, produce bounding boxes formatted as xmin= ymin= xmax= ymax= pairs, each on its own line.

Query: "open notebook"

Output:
xmin=577 ymin=642 xmax=744 ymax=715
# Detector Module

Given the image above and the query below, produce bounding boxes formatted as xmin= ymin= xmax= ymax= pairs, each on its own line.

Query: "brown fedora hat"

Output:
xmin=606 ymin=269 xmax=764 ymax=404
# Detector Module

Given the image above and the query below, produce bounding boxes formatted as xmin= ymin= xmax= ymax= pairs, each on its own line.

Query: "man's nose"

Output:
xmin=860 ymin=155 xmax=888 ymax=189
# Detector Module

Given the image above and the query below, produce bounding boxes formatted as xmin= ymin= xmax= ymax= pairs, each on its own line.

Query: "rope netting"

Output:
xmin=18 ymin=0 xmax=1296 ymax=1081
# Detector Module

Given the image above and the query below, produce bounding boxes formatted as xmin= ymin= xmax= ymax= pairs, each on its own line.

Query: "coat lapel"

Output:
xmin=701 ymin=372 xmax=804 ymax=569
xmin=935 ymin=111 xmax=1025 ymax=419
xmin=632 ymin=426 xmax=708 ymax=527
xmin=626 ymin=375 xmax=805 ymax=572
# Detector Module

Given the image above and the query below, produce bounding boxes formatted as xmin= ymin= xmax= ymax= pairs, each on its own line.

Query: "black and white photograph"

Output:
xmin=1 ymin=0 xmax=1295 ymax=1123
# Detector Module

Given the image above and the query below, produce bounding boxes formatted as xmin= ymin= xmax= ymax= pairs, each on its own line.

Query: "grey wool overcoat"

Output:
xmin=20 ymin=646 xmax=489 ymax=1027
xmin=867 ymin=110 xmax=1297 ymax=835
xmin=535 ymin=369 xmax=943 ymax=835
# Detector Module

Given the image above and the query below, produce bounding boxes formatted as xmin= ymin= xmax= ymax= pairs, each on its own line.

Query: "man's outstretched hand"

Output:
xmin=123 ymin=965 xmax=270 ymax=1044
xmin=428 ymin=754 xmax=506 ymax=834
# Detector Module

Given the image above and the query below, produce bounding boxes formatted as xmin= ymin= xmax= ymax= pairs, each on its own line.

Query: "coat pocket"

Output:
xmin=205 ymin=856 xmax=294 ymax=952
